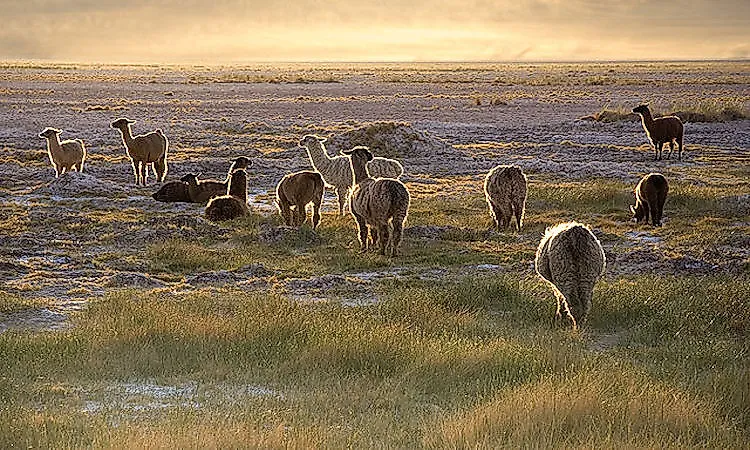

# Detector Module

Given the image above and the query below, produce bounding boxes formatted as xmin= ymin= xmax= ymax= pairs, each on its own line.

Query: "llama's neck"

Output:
xmin=118 ymin=126 xmax=134 ymax=146
xmin=229 ymin=171 xmax=247 ymax=200
xmin=46 ymin=135 xmax=62 ymax=152
xmin=306 ymin=142 xmax=333 ymax=172
xmin=350 ymin=158 xmax=370 ymax=185
xmin=639 ymin=109 xmax=656 ymax=129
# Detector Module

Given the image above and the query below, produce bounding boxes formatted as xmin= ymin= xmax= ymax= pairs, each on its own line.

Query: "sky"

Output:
xmin=1 ymin=0 xmax=748 ymax=63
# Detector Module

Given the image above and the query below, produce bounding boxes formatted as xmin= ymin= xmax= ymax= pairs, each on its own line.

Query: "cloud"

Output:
xmin=0 ymin=0 xmax=747 ymax=62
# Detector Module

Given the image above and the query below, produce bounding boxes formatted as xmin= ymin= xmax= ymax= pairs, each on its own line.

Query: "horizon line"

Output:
xmin=1 ymin=57 xmax=748 ymax=67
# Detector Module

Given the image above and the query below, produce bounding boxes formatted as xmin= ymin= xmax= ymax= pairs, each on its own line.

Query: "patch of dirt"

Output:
xmin=33 ymin=172 xmax=128 ymax=197
xmin=282 ymin=274 xmax=377 ymax=306
xmin=105 ymin=272 xmax=167 ymax=289
xmin=405 ymin=225 xmax=497 ymax=242
xmin=185 ymin=264 xmax=272 ymax=287
xmin=0 ymin=300 xmax=85 ymax=333
xmin=325 ymin=122 xmax=454 ymax=159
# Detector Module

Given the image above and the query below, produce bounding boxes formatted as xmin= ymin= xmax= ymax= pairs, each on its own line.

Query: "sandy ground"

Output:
xmin=1 ymin=62 xmax=748 ymax=331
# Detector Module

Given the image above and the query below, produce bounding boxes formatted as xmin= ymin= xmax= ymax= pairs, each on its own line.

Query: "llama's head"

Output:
xmin=629 ymin=203 xmax=646 ymax=223
xmin=180 ymin=173 xmax=200 ymax=185
xmin=230 ymin=156 xmax=252 ymax=170
xmin=632 ymin=104 xmax=650 ymax=115
xmin=299 ymin=134 xmax=325 ymax=148
xmin=110 ymin=118 xmax=135 ymax=130
xmin=39 ymin=127 xmax=62 ymax=139
xmin=342 ymin=146 xmax=374 ymax=163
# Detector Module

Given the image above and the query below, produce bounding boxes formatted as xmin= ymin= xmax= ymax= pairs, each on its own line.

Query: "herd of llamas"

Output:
xmin=37 ymin=104 xmax=682 ymax=329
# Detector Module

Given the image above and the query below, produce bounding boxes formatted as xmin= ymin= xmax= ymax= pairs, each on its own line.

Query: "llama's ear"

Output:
xmin=126 ymin=119 xmax=136 ymax=124
xmin=341 ymin=149 xmax=353 ymax=155
xmin=317 ymin=136 xmax=327 ymax=143
xmin=365 ymin=149 xmax=374 ymax=161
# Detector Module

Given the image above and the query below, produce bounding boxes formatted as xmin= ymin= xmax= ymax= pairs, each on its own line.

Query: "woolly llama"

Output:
xmin=630 ymin=173 xmax=669 ymax=227
xmin=342 ymin=146 xmax=410 ymax=257
xmin=110 ymin=118 xmax=168 ymax=185
xmin=276 ymin=171 xmax=325 ymax=229
xmin=39 ymin=127 xmax=86 ymax=178
xmin=535 ymin=222 xmax=606 ymax=330
xmin=484 ymin=165 xmax=527 ymax=231
xmin=180 ymin=173 xmax=228 ymax=204
xmin=205 ymin=169 xmax=249 ymax=222
xmin=151 ymin=181 xmax=191 ymax=202
xmin=299 ymin=135 xmax=404 ymax=215
xmin=632 ymin=104 xmax=684 ymax=160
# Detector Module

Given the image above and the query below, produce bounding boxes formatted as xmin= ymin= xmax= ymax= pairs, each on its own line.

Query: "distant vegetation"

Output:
xmin=582 ymin=97 xmax=748 ymax=123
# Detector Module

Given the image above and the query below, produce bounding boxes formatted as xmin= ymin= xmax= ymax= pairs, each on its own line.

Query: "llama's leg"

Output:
xmin=353 ymin=213 xmax=368 ymax=252
xmin=655 ymin=142 xmax=663 ymax=160
xmin=141 ymin=163 xmax=150 ymax=185
xmin=131 ymin=161 xmax=140 ymax=185
xmin=78 ymin=161 xmax=84 ymax=173
xmin=336 ymin=188 xmax=347 ymax=215
xmin=513 ymin=199 xmax=525 ymax=231
xmin=369 ymin=226 xmax=379 ymax=250
xmin=279 ymin=201 xmax=292 ymax=226
xmin=653 ymin=200 xmax=663 ymax=227
xmin=677 ymin=136 xmax=684 ymax=161
xmin=311 ymin=201 xmax=321 ymax=230
xmin=59 ymin=165 xmax=67 ymax=176
xmin=53 ymin=164 xmax=60 ymax=178
xmin=295 ymin=204 xmax=306 ymax=227
xmin=154 ymin=155 xmax=167 ymax=182
xmin=378 ymin=224 xmax=389 ymax=256
xmin=488 ymin=202 xmax=499 ymax=230
xmin=667 ymin=141 xmax=674 ymax=160
xmin=391 ymin=215 xmax=405 ymax=257
xmin=642 ymin=202 xmax=650 ymax=225
xmin=491 ymin=204 xmax=503 ymax=231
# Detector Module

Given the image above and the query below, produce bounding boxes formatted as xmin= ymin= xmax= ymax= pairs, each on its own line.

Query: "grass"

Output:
xmin=583 ymin=97 xmax=749 ymax=123
xmin=2 ymin=168 xmax=749 ymax=446
xmin=1 ymin=273 xmax=747 ymax=447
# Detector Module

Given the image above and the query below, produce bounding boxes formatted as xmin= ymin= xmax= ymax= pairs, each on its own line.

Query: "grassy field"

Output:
xmin=1 ymin=176 xmax=748 ymax=448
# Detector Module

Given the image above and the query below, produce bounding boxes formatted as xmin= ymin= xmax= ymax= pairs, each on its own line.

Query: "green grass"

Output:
xmin=1 ymin=274 xmax=747 ymax=447
xmin=584 ymin=97 xmax=749 ymax=123
xmin=2 ymin=175 xmax=748 ymax=447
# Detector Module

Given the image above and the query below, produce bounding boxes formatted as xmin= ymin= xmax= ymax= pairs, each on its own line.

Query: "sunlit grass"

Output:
xmin=1 ymin=273 xmax=747 ymax=447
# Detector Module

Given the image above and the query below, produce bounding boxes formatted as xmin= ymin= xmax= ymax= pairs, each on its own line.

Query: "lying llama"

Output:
xmin=151 ymin=180 xmax=191 ymax=202
xmin=110 ymin=118 xmax=168 ymax=185
xmin=276 ymin=171 xmax=324 ymax=229
xmin=180 ymin=173 xmax=227 ymax=204
xmin=632 ymin=104 xmax=684 ymax=160
xmin=39 ymin=128 xmax=86 ymax=178
xmin=484 ymin=165 xmax=527 ymax=231
xmin=535 ymin=221 xmax=606 ymax=330
xmin=630 ymin=173 xmax=669 ymax=227
xmin=205 ymin=169 xmax=249 ymax=222
xmin=342 ymin=146 xmax=410 ymax=257
xmin=299 ymin=135 xmax=404 ymax=215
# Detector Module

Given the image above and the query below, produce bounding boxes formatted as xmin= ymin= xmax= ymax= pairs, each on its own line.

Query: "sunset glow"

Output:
xmin=2 ymin=0 xmax=748 ymax=63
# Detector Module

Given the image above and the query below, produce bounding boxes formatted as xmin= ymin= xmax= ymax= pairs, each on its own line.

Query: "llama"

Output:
xmin=299 ymin=135 xmax=404 ymax=215
xmin=535 ymin=221 xmax=606 ymax=330
xmin=151 ymin=181 xmax=191 ymax=202
xmin=342 ymin=146 xmax=410 ymax=257
xmin=205 ymin=169 xmax=249 ymax=222
xmin=110 ymin=118 xmax=168 ymax=185
xmin=39 ymin=127 xmax=86 ymax=178
xmin=484 ymin=165 xmax=528 ymax=231
xmin=632 ymin=104 xmax=684 ymax=160
xmin=276 ymin=171 xmax=325 ymax=229
xmin=630 ymin=173 xmax=669 ymax=227
xmin=180 ymin=173 xmax=227 ymax=204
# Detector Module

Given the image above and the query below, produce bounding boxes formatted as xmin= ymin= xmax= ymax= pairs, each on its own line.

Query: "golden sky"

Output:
xmin=1 ymin=0 xmax=748 ymax=63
